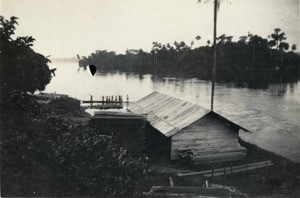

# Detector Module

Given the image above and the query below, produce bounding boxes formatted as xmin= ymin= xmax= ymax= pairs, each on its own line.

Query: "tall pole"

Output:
xmin=211 ymin=0 xmax=218 ymax=111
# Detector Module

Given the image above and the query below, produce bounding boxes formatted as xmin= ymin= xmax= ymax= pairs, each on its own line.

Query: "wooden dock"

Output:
xmin=81 ymin=95 xmax=129 ymax=109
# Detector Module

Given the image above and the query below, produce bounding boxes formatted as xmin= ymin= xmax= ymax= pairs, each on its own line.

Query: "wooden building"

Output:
xmin=128 ymin=91 xmax=250 ymax=164
xmin=89 ymin=111 xmax=146 ymax=153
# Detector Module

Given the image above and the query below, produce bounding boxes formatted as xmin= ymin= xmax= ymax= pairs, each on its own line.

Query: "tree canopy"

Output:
xmin=79 ymin=29 xmax=300 ymax=86
xmin=0 ymin=16 xmax=52 ymax=96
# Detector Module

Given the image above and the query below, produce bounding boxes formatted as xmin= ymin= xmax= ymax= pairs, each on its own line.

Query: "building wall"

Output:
xmin=170 ymin=113 xmax=239 ymax=160
xmin=89 ymin=117 xmax=146 ymax=154
xmin=145 ymin=124 xmax=171 ymax=159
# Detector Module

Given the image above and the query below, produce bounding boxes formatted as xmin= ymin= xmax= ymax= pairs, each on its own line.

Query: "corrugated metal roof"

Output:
xmin=128 ymin=91 xmax=210 ymax=137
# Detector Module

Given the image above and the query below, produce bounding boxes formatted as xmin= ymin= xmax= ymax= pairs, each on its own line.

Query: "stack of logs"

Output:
xmin=179 ymin=143 xmax=247 ymax=165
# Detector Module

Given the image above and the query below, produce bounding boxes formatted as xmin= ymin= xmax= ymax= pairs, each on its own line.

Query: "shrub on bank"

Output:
xmin=1 ymin=95 xmax=149 ymax=197
xmin=42 ymin=122 xmax=149 ymax=196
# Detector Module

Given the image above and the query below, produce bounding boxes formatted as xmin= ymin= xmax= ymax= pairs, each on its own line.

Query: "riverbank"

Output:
xmin=1 ymin=94 xmax=299 ymax=197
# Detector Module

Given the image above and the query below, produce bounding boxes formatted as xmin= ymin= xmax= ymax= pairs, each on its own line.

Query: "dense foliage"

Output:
xmin=1 ymin=94 xmax=148 ymax=197
xmin=79 ymin=30 xmax=300 ymax=86
xmin=0 ymin=16 xmax=52 ymax=96
xmin=1 ymin=16 xmax=149 ymax=197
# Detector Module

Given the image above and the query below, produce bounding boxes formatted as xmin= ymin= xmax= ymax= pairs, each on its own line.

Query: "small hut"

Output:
xmin=128 ymin=91 xmax=250 ymax=164
xmin=89 ymin=111 xmax=146 ymax=153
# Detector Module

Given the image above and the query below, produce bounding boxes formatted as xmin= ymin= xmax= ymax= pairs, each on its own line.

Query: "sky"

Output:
xmin=1 ymin=0 xmax=299 ymax=58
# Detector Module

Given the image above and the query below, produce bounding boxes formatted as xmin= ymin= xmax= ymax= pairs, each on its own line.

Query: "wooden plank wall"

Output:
xmin=170 ymin=114 xmax=241 ymax=160
xmin=89 ymin=117 xmax=147 ymax=154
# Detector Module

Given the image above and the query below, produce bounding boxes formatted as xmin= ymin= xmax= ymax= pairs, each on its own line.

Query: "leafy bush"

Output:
xmin=41 ymin=121 xmax=149 ymax=196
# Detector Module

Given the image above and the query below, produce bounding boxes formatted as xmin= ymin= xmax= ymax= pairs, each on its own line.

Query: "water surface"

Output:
xmin=45 ymin=61 xmax=300 ymax=163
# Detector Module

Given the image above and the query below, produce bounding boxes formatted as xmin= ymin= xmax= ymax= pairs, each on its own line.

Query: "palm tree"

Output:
xmin=268 ymin=28 xmax=287 ymax=50
xmin=268 ymin=28 xmax=289 ymax=64
xmin=279 ymin=42 xmax=289 ymax=64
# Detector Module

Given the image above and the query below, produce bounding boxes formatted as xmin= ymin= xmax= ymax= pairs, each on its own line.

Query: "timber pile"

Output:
xmin=179 ymin=143 xmax=247 ymax=164
xmin=143 ymin=186 xmax=232 ymax=197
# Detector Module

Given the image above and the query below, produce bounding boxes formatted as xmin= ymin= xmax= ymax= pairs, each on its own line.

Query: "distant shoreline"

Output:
xmin=50 ymin=57 xmax=78 ymax=62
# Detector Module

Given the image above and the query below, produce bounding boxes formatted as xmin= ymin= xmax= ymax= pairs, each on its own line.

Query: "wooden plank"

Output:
xmin=82 ymin=100 xmax=123 ymax=104
xmin=148 ymin=186 xmax=231 ymax=197
xmin=193 ymin=156 xmax=245 ymax=164
xmin=192 ymin=152 xmax=247 ymax=161
xmin=173 ymin=133 xmax=236 ymax=141
xmin=179 ymin=148 xmax=246 ymax=155
xmin=177 ymin=161 xmax=272 ymax=177
xmin=170 ymin=141 xmax=243 ymax=160
xmin=177 ymin=116 xmax=235 ymax=134
xmin=174 ymin=127 xmax=234 ymax=137
xmin=178 ymin=144 xmax=245 ymax=151
xmin=172 ymin=140 xmax=238 ymax=150
xmin=143 ymin=192 xmax=218 ymax=198
xmin=172 ymin=136 xmax=237 ymax=143
xmin=189 ymin=149 xmax=247 ymax=157
xmin=172 ymin=138 xmax=238 ymax=145
xmin=202 ymin=162 xmax=274 ymax=177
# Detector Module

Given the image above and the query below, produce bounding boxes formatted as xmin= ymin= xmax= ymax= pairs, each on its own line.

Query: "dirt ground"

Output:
xmin=145 ymin=139 xmax=300 ymax=197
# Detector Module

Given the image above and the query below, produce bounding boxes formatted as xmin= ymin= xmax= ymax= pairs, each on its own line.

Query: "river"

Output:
xmin=45 ymin=61 xmax=300 ymax=163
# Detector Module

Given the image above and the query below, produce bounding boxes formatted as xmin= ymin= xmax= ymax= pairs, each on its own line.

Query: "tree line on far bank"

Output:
xmin=79 ymin=29 xmax=300 ymax=87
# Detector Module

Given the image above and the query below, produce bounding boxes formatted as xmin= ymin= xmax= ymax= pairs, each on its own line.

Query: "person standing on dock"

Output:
xmin=90 ymin=95 xmax=93 ymax=108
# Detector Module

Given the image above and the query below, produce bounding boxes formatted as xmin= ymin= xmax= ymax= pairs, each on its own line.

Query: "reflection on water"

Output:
xmin=45 ymin=61 xmax=300 ymax=163
xmin=268 ymin=84 xmax=288 ymax=96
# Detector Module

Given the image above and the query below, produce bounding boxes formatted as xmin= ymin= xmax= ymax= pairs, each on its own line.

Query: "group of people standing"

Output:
xmin=89 ymin=94 xmax=129 ymax=104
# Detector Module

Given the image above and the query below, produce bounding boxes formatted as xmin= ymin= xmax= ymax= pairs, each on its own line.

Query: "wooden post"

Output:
xmin=126 ymin=94 xmax=129 ymax=109
xmin=169 ymin=177 xmax=174 ymax=187
xmin=211 ymin=0 xmax=218 ymax=111
xmin=265 ymin=161 xmax=269 ymax=176
xmin=223 ymin=167 xmax=226 ymax=187
xmin=205 ymin=180 xmax=209 ymax=188
xmin=90 ymin=95 xmax=93 ymax=108
xmin=211 ymin=160 xmax=215 ymax=177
